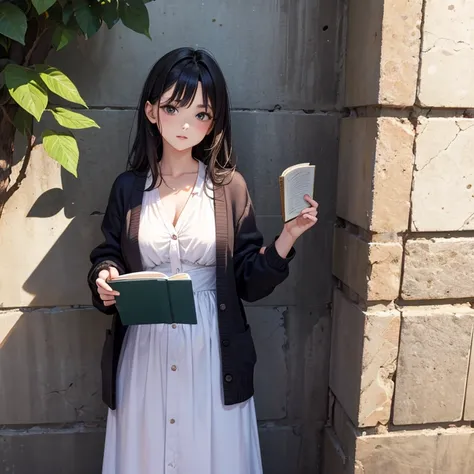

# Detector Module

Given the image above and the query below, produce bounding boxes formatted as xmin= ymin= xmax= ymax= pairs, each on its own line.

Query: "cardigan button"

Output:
xmin=219 ymin=303 xmax=226 ymax=311
xmin=224 ymin=374 xmax=233 ymax=383
xmin=222 ymin=339 xmax=230 ymax=347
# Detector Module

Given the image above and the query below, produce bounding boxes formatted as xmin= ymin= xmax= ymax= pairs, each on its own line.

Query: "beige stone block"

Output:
xmin=393 ymin=305 xmax=474 ymax=425
xmin=402 ymin=237 xmax=474 ymax=300
xmin=333 ymin=227 xmax=402 ymax=301
xmin=418 ymin=1 xmax=474 ymax=107
xmin=337 ymin=118 xmax=414 ymax=232
xmin=323 ymin=423 xmax=474 ymax=474
xmin=330 ymin=290 xmax=400 ymax=428
xmin=0 ymin=308 xmax=111 ymax=424
xmin=345 ymin=0 xmax=422 ymax=106
xmin=464 ymin=336 xmax=474 ymax=420
xmin=412 ymin=118 xmax=474 ymax=231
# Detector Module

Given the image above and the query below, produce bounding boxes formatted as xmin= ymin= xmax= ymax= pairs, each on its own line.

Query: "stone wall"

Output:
xmin=323 ymin=0 xmax=474 ymax=473
xmin=0 ymin=1 xmax=343 ymax=473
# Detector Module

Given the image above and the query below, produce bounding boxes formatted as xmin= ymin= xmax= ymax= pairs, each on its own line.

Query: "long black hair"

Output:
xmin=127 ymin=47 xmax=235 ymax=189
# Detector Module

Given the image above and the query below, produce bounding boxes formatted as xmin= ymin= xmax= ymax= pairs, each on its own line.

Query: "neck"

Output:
xmin=160 ymin=140 xmax=197 ymax=177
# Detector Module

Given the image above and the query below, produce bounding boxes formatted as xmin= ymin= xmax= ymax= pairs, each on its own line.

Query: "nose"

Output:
xmin=182 ymin=123 xmax=189 ymax=130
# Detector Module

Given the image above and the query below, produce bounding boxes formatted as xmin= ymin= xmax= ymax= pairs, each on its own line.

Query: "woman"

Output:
xmin=87 ymin=47 xmax=318 ymax=474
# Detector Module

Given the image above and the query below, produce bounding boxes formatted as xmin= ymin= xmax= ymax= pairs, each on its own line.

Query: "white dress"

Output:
xmin=102 ymin=160 xmax=263 ymax=474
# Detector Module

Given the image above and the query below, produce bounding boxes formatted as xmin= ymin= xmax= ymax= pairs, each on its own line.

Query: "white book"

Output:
xmin=279 ymin=163 xmax=316 ymax=222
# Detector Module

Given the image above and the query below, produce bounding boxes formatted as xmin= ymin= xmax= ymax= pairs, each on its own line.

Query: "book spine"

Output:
xmin=279 ymin=176 xmax=286 ymax=222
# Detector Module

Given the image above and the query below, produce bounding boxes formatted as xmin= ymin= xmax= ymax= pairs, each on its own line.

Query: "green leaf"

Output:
xmin=0 ymin=3 xmax=28 ymax=45
xmin=119 ymin=0 xmax=151 ymax=39
xmin=101 ymin=0 xmax=118 ymax=29
xmin=62 ymin=3 xmax=73 ymax=24
xmin=52 ymin=26 xmax=76 ymax=51
xmin=13 ymin=107 xmax=34 ymax=136
xmin=35 ymin=65 xmax=87 ymax=108
xmin=32 ymin=0 xmax=57 ymax=15
xmin=74 ymin=0 xmax=102 ymax=38
xmin=50 ymin=107 xmax=99 ymax=129
xmin=4 ymin=65 xmax=48 ymax=122
xmin=42 ymin=129 xmax=79 ymax=177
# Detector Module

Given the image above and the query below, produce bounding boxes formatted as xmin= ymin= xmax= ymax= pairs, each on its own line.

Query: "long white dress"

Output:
xmin=102 ymin=160 xmax=263 ymax=474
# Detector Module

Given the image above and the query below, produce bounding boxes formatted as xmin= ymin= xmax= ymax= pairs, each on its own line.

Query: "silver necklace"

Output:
xmin=159 ymin=166 xmax=197 ymax=192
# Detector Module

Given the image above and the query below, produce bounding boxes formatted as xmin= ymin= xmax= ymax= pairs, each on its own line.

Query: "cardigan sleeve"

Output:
xmin=233 ymin=181 xmax=295 ymax=303
xmin=87 ymin=176 xmax=127 ymax=314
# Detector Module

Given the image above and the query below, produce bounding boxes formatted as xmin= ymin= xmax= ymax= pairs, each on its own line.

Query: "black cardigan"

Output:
xmin=87 ymin=168 xmax=295 ymax=408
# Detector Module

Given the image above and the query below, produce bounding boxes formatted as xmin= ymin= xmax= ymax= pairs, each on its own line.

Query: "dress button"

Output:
xmin=170 ymin=418 xmax=176 ymax=424
xmin=224 ymin=374 xmax=233 ymax=383
xmin=219 ymin=303 xmax=226 ymax=311
xmin=222 ymin=339 xmax=230 ymax=347
xmin=171 ymin=365 xmax=177 ymax=371
xmin=172 ymin=234 xmax=178 ymax=240
xmin=172 ymin=324 xmax=177 ymax=329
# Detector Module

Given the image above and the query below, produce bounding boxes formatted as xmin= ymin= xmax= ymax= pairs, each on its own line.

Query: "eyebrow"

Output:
xmin=197 ymin=104 xmax=213 ymax=111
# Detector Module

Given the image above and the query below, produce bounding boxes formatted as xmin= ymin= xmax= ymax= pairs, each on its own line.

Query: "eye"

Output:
xmin=162 ymin=105 xmax=178 ymax=115
xmin=196 ymin=112 xmax=212 ymax=121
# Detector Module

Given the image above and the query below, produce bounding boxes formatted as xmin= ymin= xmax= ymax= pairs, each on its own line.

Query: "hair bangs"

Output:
xmin=163 ymin=60 xmax=214 ymax=114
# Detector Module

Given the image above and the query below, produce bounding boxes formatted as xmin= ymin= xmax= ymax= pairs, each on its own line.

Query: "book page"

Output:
xmin=169 ymin=273 xmax=191 ymax=280
xmin=112 ymin=271 xmax=169 ymax=281
xmin=284 ymin=166 xmax=315 ymax=221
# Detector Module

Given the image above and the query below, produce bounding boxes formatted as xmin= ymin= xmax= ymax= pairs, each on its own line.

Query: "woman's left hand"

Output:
xmin=283 ymin=195 xmax=319 ymax=240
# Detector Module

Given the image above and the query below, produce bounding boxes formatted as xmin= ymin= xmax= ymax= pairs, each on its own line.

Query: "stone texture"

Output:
xmin=393 ymin=305 xmax=474 ymax=425
xmin=0 ymin=309 xmax=110 ymax=424
xmin=345 ymin=0 xmax=422 ymax=106
xmin=0 ymin=110 xmax=337 ymax=308
xmin=248 ymin=307 xmax=288 ymax=421
xmin=418 ymin=0 xmax=474 ymax=107
xmin=0 ymin=428 xmax=105 ymax=474
xmin=402 ymin=238 xmax=474 ymax=300
xmin=464 ymin=332 xmax=474 ymax=420
xmin=49 ymin=0 xmax=342 ymax=109
xmin=330 ymin=290 xmax=400 ymax=428
xmin=412 ymin=118 xmax=474 ymax=231
xmin=333 ymin=227 xmax=402 ymax=301
xmin=337 ymin=118 xmax=414 ymax=232
xmin=322 ymin=424 xmax=474 ymax=474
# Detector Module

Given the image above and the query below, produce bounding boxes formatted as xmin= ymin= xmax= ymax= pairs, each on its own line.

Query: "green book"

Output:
xmin=108 ymin=271 xmax=197 ymax=325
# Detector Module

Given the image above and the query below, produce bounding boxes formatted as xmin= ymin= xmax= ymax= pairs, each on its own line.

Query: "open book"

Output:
xmin=279 ymin=163 xmax=316 ymax=223
xmin=108 ymin=271 xmax=197 ymax=325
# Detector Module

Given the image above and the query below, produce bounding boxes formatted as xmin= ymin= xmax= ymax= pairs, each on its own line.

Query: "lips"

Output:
xmin=176 ymin=135 xmax=188 ymax=139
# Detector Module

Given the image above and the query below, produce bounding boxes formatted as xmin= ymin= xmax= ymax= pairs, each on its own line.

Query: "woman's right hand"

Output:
xmin=96 ymin=266 xmax=120 ymax=307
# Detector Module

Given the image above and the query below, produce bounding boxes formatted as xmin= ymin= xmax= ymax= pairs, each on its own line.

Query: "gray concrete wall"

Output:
xmin=0 ymin=1 xmax=343 ymax=472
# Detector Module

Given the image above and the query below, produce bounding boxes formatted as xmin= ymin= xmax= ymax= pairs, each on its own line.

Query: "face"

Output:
xmin=145 ymin=82 xmax=214 ymax=151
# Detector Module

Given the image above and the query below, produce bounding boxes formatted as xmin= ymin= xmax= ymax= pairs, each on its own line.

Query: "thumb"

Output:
xmin=109 ymin=266 xmax=120 ymax=280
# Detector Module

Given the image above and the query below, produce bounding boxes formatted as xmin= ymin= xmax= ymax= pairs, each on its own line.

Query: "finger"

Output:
xmin=303 ymin=214 xmax=318 ymax=223
xmin=96 ymin=277 xmax=115 ymax=293
xmin=109 ymin=266 xmax=120 ymax=279
xmin=97 ymin=285 xmax=120 ymax=295
xmin=103 ymin=299 xmax=116 ymax=307
xmin=98 ymin=269 xmax=110 ymax=281
xmin=100 ymin=293 xmax=116 ymax=301
xmin=304 ymin=195 xmax=319 ymax=208
xmin=301 ymin=206 xmax=317 ymax=216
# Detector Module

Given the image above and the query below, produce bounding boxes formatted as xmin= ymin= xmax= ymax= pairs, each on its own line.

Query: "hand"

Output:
xmin=96 ymin=266 xmax=120 ymax=307
xmin=283 ymin=195 xmax=319 ymax=240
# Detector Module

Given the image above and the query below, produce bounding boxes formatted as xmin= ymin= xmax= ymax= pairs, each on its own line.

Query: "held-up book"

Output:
xmin=279 ymin=163 xmax=316 ymax=223
xmin=108 ymin=272 xmax=197 ymax=325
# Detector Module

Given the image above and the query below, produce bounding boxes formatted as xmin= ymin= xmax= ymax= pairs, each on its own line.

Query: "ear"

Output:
xmin=144 ymin=100 xmax=157 ymax=124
